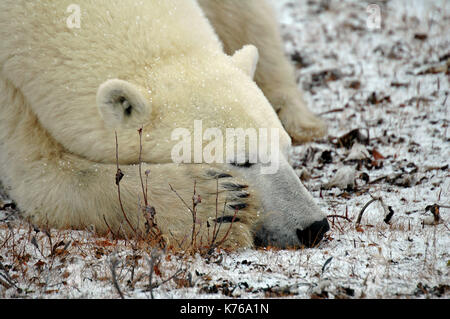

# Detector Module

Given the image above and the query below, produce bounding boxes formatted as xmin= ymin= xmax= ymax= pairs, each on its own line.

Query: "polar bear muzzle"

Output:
xmin=238 ymin=157 xmax=330 ymax=248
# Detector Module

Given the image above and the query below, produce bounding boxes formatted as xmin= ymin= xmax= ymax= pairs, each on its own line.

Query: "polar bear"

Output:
xmin=0 ymin=0 xmax=329 ymax=250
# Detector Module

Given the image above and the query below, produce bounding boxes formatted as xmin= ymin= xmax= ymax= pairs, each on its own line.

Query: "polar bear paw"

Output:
xmin=270 ymin=89 xmax=327 ymax=144
xmin=278 ymin=103 xmax=327 ymax=144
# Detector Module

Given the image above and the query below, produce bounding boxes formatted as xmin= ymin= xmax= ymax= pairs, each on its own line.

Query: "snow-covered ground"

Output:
xmin=1 ymin=0 xmax=448 ymax=299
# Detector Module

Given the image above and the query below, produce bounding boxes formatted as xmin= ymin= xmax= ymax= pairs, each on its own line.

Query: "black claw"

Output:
xmin=235 ymin=191 xmax=249 ymax=198
xmin=207 ymin=170 xmax=232 ymax=179
xmin=228 ymin=203 xmax=248 ymax=211
xmin=221 ymin=182 xmax=248 ymax=191
xmin=230 ymin=161 xmax=253 ymax=168
xmin=215 ymin=216 xmax=240 ymax=223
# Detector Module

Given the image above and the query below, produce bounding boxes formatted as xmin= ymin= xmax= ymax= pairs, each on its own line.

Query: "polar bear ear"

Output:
xmin=231 ymin=45 xmax=259 ymax=79
xmin=96 ymin=79 xmax=151 ymax=129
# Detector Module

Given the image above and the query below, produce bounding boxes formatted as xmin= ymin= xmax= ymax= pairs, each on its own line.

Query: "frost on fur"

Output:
xmin=0 ymin=0 xmax=328 ymax=251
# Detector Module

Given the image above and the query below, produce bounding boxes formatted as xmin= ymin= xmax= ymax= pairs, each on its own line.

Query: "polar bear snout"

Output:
xmin=254 ymin=217 xmax=330 ymax=248
xmin=242 ymin=157 xmax=329 ymax=249
xmin=296 ymin=218 xmax=330 ymax=247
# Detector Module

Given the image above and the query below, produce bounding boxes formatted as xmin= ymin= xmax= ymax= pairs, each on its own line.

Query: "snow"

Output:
xmin=0 ymin=0 xmax=449 ymax=299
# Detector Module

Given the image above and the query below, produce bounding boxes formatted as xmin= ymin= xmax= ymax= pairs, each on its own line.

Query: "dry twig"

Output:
xmin=356 ymin=194 xmax=393 ymax=226
xmin=110 ymin=256 xmax=125 ymax=299
xmin=114 ymin=131 xmax=137 ymax=236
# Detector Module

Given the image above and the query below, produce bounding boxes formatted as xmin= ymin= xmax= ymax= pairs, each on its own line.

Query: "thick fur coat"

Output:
xmin=0 ymin=0 xmax=328 ymax=250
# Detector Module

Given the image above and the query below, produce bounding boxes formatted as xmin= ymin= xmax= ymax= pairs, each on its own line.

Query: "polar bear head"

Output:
xmin=95 ymin=43 xmax=329 ymax=248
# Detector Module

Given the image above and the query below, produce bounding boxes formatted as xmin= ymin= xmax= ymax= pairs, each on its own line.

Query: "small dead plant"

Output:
xmin=113 ymin=128 xmax=164 ymax=248
xmin=169 ymin=176 xmax=238 ymax=255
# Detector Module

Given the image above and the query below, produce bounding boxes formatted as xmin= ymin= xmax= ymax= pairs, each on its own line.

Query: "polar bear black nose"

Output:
xmin=296 ymin=218 xmax=330 ymax=247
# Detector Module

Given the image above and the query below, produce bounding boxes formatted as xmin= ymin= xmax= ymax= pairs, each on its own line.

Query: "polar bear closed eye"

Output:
xmin=0 ymin=0 xmax=329 ymax=250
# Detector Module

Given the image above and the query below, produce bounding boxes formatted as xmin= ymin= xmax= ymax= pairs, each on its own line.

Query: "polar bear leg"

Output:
xmin=198 ymin=0 xmax=326 ymax=143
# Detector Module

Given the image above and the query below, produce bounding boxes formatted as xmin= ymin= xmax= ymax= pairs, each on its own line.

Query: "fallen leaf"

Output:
xmin=372 ymin=149 xmax=385 ymax=161
xmin=153 ymin=264 xmax=162 ymax=277
xmin=115 ymin=169 xmax=124 ymax=185
xmin=414 ymin=33 xmax=427 ymax=40
xmin=337 ymin=129 xmax=368 ymax=149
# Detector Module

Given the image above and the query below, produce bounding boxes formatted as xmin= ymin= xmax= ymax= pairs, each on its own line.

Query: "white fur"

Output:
xmin=198 ymin=0 xmax=327 ymax=143
xmin=97 ymin=79 xmax=151 ymax=129
xmin=231 ymin=45 xmax=259 ymax=79
xmin=0 ymin=0 xmax=327 ymax=249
